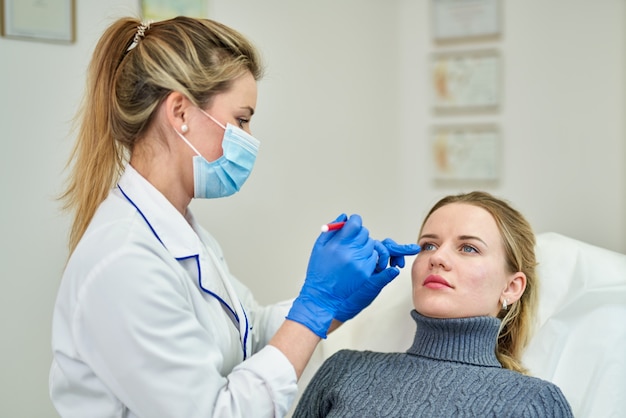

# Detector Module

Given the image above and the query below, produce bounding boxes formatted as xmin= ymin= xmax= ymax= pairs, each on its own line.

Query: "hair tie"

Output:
xmin=126 ymin=21 xmax=152 ymax=52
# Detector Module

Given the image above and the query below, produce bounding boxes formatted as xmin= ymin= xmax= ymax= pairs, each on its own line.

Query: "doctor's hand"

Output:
xmin=375 ymin=238 xmax=422 ymax=270
xmin=286 ymin=214 xmax=379 ymax=338
xmin=334 ymin=238 xmax=421 ymax=322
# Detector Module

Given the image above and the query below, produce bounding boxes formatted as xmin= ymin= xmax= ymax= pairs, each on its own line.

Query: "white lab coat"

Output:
xmin=50 ymin=165 xmax=298 ymax=418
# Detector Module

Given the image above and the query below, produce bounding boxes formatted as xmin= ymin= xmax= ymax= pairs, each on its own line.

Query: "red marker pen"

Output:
xmin=321 ymin=221 xmax=346 ymax=232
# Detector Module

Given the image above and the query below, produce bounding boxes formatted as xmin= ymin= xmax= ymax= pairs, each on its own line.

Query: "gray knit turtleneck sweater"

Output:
xmin=293 ymin=311 xmax=573 ymax=417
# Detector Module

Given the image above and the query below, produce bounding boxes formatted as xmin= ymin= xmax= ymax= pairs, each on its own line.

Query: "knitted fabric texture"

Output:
xmin=293 ymin=311 xmax=573 ymax=418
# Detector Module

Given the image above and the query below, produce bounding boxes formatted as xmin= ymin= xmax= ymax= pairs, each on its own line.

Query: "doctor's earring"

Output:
xmin=502 ymin=299 xmax=508 ymax=311
xmin=181 ymin=124 xmax=189 ymax=133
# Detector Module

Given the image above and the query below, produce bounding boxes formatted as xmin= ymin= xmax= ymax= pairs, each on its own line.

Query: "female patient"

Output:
xmin=293 ymin=191 xmax=573 ymax=417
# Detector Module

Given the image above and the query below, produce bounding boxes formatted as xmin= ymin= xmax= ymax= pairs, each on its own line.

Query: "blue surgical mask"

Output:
xmin=176 ymin=109 xmax=259 ymax=199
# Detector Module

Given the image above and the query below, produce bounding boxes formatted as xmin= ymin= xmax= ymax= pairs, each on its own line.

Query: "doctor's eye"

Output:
xmin=237 ymin=118 xmax=249 ymax=129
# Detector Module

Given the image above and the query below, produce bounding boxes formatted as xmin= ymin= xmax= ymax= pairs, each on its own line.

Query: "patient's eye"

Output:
xmin=422 ymin=243 xmax=436 ymax=251
xmin=461 ymin=244 xmax=478 ymax=253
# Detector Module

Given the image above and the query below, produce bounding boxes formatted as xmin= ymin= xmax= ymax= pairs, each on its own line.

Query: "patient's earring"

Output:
xmin=502 ymin=299 xmax=508 ymax=311
xmin=181 ymin=124 xmax=189 ymax=133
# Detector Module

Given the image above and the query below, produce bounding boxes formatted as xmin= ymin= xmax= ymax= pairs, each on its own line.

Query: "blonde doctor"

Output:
xmin=49 ymin=16 xmax=419 ymax=418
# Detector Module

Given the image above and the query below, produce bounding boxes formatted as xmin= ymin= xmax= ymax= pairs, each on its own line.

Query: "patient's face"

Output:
xmin=412 ymin=203 xmax=512 ymax=318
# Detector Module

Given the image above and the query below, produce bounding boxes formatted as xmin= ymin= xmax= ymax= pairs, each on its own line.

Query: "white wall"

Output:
xmin=0 ymin=1 xmax=623 ymax=416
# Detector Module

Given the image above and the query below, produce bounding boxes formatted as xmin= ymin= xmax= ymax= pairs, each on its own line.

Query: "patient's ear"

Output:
xmin=502 ymin=272 xmax=526 ymax=304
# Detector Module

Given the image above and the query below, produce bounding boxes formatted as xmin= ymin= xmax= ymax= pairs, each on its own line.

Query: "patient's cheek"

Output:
xmin=411 ymin=257 xmax=424 ymax=282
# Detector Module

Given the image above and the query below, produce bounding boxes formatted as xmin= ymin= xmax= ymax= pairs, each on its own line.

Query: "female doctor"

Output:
xmin=49 ymin=16 xmax=419 ymax=418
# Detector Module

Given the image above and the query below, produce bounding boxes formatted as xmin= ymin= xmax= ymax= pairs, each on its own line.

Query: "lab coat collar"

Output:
xmin=117 ymin=164 xmax=202 ymax=259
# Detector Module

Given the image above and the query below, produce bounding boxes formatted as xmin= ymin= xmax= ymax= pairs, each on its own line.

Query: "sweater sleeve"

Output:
xmin=292 ymin=351 xmax=346 ymax=417
xmin=523 ymin=384 xmax=574 ymax=418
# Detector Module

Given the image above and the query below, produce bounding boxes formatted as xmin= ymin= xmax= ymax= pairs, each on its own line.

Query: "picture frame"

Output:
xmin=431 ymin=0 xmax=501 ymax=42
xmin=431 ymin=49 xmax=501 ymax=112
xmin=431 ymin=125 xmax=500 ymax=181
xmin=141 ymin=0 xmax=208 ymax=21
xmin=0 ymin=0 xmax=75 ymax=43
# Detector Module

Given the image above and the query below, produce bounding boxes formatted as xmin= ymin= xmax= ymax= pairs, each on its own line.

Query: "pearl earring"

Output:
xmin=181 ymin=124 xmax=189 ymax=133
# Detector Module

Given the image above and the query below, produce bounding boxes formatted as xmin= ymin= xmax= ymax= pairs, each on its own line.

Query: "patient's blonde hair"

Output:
xmin=60 ymin=16 xmax=263 ymax=254
xmin=420 ymin=191 xmax=538 ymax=374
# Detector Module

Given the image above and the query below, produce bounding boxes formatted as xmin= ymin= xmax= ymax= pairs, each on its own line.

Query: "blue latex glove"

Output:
xmin=334 ymin=238 xmax=421 ymax=322
xmin=375 ymin=238 xmax=422 ymax=270
xmin=286 ymin=214 xmax=380 ymax=338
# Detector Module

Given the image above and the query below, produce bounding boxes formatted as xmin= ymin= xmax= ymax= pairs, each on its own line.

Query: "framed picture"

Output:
xmin=0 ymin=0 xmax=75 ymax=43
xmin=431 ymin=0 xmax=501 ymax=42
xmin=141 ymin=0 xmax=208 ymax=21
xmin=431 ymin=49 xmax=501 ymax=112
xmin=431 ymin=125 xmax=500 ymax=181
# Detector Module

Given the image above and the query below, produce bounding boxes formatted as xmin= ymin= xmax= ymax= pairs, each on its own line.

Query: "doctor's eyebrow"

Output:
xmin=241 ymin=106 xmax=255 ymax=116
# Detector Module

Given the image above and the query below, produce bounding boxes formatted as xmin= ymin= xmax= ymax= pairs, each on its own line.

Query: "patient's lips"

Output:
xmin=423 ymin=275 xmax=452 ymax=289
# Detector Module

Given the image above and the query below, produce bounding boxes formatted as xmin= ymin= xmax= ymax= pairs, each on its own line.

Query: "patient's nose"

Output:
xmin=429 ymin=247 xmax=451 ymax=270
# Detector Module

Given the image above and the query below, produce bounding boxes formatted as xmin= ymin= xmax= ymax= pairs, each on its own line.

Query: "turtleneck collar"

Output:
xmin=407 ymin=310 xmax=502 ymax=368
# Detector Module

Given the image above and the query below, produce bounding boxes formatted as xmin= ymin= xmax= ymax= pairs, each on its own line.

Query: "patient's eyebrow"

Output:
xmin=419 ymin=233 xmax=439 ymax=240
xmin=459 ymin=235 xmax=488 ymax=247
xmin=418 ymin=233 xmax=488 ymax=248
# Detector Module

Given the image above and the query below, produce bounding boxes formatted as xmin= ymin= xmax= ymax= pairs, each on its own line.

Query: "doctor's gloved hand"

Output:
xmin=334 ymin=238 xmax=421 ymax=323
xmin=375 ymin=238 xmax=422 ymax=270
xmin=286 ymin=214 xmax=379 ymax=338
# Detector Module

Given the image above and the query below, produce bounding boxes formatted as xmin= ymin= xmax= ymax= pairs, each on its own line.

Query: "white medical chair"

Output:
xmin=298 ymin=233 xmax=626 ymax=418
